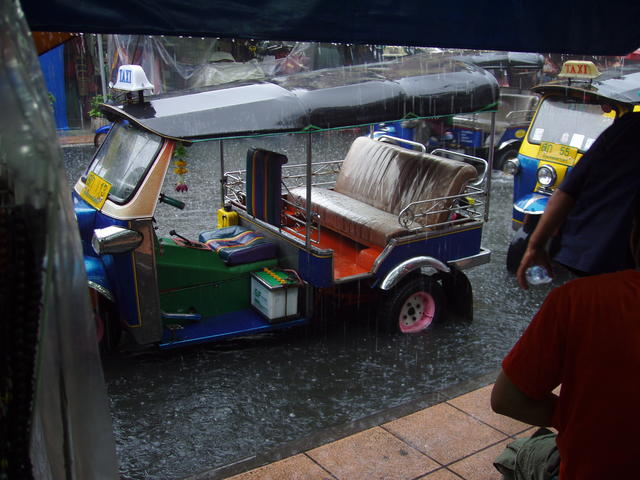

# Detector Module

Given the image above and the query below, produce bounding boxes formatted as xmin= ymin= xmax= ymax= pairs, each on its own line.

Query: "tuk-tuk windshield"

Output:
xmin=528 ymin=97 xmax=615 ymax=153
xmin=87 ymin=121 xmax=162 ymax=203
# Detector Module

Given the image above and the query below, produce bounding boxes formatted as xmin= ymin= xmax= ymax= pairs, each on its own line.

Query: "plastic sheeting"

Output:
xmin=104 ymin=37 xmax=379 ymax=95
xmin=106 ymin=35 xmax=272 ymax=94
xmin=0 ymin=0 xmax=118 ymax=478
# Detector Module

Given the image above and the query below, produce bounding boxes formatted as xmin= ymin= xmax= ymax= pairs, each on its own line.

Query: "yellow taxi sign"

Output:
xmin=80 ymin=172 xmax=112 ymax=209
xmin=558 ymin=61 xmax=601 ymax=80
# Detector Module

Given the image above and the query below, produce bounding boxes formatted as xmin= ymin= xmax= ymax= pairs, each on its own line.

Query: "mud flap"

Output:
xmin=438 ymin=266 xmax=473 ymax=322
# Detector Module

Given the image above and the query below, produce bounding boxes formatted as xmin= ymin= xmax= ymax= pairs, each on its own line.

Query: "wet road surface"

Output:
xmin=64 ymin=137 xmax=569 ymax=480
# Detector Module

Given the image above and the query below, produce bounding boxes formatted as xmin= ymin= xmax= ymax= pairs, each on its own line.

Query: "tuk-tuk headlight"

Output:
xmin=502 ymin=158 xmax=519 ymax=176
xmin=537 ymin=165 xmax=557 ymax=187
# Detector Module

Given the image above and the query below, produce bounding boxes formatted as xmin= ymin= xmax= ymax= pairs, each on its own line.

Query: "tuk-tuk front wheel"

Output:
xmin=506 ymin=214 xmax=540 ymax=273
xmin=95 ymin=297 xmax=121 ymax=353
xmin=494 ymin=144 xmax=520 ymax=171
xmin=378 ymin=276 xmax=444 ymax=333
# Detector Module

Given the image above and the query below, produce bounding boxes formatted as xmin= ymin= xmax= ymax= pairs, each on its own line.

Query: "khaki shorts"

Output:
xmin=494 ymin=427 xmax=560 ymax=480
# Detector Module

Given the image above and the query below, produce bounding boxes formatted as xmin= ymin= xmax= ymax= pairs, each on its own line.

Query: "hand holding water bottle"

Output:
xmin=517 ymin=240 xmax=554 ymax=290
xmin=525 ymin=265 xmax=552 ymax=285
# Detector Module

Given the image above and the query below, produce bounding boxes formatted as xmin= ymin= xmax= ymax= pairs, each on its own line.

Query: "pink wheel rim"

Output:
xmin=398 ymin=291 xmax=435 ymax=333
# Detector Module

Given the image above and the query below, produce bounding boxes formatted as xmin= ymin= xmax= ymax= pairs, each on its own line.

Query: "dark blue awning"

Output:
xmin=21 ymin=0 xmax=640 ymax=56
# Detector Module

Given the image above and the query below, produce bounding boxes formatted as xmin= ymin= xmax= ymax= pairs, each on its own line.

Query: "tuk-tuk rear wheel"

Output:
xmin=378 ymin=275 xmax=444 ymax=334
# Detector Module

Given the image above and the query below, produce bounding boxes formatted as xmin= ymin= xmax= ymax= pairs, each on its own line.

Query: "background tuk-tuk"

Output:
xmin=374 ymin=51 xmax=543 ymax=169
xmin=75 ymin=55 xmax=499 ymax=350
xmin=504 ymin=61 xmax=640 ymax=272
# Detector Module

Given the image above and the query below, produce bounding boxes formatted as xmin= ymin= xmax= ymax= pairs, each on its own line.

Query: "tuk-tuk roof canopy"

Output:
xmin=102 ymin=54 xmax=499 ymax=140
xmin=21 ymin=0 xmax=640 ymax=55
xmin=453 ymin=52 xmax=545 ymax=71
xmin=533 ymin=68 xmax=640 ymax=105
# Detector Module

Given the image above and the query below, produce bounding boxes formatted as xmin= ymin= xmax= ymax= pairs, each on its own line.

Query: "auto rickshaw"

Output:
xmin=74 ymin=55 xmax=499 ymax=350
xmin=374 ymin=51 xmax=542 ymax=169
xmin=503 ymin=60 xmax=640 ymax=272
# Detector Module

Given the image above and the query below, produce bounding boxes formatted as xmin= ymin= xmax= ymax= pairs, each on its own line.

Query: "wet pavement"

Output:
xmin=62 ymin=133 xmax=571 ymax=480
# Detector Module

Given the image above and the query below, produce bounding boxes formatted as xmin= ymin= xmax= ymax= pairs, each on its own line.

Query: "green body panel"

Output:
xmin=156 ymin=238 xmax=277 ymax=319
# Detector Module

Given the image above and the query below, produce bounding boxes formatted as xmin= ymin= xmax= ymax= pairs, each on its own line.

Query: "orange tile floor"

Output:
xmin=205 ymin=379 xmax=534 ymax=480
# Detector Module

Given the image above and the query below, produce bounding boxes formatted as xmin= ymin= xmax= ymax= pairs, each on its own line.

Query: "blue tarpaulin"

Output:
xmin=39 ymin=44 xmax=68 ymax=129
xmin=21 ymin=0 xmax=640 ymax=55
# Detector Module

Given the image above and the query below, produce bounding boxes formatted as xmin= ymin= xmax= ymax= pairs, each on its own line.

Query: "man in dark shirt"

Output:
xmin=517 ymin=111 xmax=640 ymax=288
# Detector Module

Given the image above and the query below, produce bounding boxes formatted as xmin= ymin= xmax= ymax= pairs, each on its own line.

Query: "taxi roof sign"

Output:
xmin=558 ymin=60 xmax=601 ymax=80
xmin=111 ymin=64 xmax=154 ymax=92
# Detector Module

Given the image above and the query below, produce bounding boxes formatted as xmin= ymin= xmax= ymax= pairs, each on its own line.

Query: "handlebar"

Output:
xmin=169 ymin=229 xmax=195 ymax=247
xmin=159 ymin=193 xmax=185 ymax=210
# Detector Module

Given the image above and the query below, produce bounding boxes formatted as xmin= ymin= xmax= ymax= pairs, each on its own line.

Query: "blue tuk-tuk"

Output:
xmin=503 ymin=61 xmax=640 ymax=272
xmin=374 ymin=52 xmax=543 ymax=169
xmin=73 ymin=55 xmax=499 ymax=350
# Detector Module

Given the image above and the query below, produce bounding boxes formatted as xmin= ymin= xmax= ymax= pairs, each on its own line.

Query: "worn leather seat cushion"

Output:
xmin=288 ymin=136 xmax=477 ymax=247
xmin=288 ymin=188 xmax=406 ymax=247
xmin=199 ymin=225 xmax=276 ymax=265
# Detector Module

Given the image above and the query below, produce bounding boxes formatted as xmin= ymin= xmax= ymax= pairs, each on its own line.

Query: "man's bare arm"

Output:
xmin=491 ymin=370 xmax=558 ymax=427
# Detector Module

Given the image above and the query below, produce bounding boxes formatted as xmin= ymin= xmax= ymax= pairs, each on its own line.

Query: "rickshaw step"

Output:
xmin=158 ymin=309 xmax=308 ymax=349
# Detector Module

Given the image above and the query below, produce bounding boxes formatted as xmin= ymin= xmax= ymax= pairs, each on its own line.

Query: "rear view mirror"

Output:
xmin=91 ymin=226 xmax=143 ymax=254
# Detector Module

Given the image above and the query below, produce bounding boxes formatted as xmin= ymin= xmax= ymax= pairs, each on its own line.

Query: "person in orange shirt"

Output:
xmin=491 ymin=198 xmax=640 ymax=479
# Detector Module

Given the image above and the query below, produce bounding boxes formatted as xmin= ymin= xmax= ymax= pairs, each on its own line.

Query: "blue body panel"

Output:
xmin=374 ymin=226 xmax=483 ymax=283
xmin=73 ymin=192 xmax=141 ymax=328
xmin=514 ymin=193 xmax=549 ymax=215
xmin=298 ymin=249 xmax=333 ymax=287
xmin=511 ymin=154 xmax=542 ymax=223
xmin=159 ymin=309 xmax=308 ymax=349
xmin=453 ymin=127 xmax=483 ymax=148
xmin=84 ymin=255 xmax=112 ymax=294
xmin=373 ymin=121 xmax=414 ymax=140
xmin=500 ymin=126 xmax=525 ymax=144
xmin=95 ymin=123 xmax=112 ymax=135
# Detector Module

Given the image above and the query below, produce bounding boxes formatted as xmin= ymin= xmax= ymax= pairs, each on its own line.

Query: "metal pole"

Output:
xmin=305 ymin=133 xmax=312 ymax=248
xmin=97 ymin=34 xmax=107 ymax=98
xmin=484 ymin=111 xmax=496 ymax=222
xmin=219 ymin=141 xmax=225 ymax=207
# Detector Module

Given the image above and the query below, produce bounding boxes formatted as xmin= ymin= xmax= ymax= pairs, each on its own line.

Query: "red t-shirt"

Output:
xmin=503 ymin=269 xmax=640 ymax=479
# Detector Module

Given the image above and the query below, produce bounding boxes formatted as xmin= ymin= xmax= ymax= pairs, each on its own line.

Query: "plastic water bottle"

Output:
xmin=525 ymin=265 xmax=552 ymax=285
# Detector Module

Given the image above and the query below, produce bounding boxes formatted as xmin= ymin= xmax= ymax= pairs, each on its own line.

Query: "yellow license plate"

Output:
xmin=538 ymin=142 xmax=578 ymax=164
xmin=80 ymin=172 xmax=112 ymax=209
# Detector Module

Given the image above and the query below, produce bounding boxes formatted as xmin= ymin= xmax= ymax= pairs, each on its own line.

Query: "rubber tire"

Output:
xmin=96 ymin=298 xmax=121 ymax=353
xmin=506 ymin=232 xmax=530 ymax=273
xmin=378 ymin=276 xmax=444 ymax=334
xmin=494 ymin=144 xmax=519 ymax=171
xmin=94 ymin=132 xmax=107 ymax=149
xmin=506 ymin=214 xmax=540 ymax=273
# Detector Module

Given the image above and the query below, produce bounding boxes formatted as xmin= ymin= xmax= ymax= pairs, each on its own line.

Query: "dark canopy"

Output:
xmin=103 ymin=55 xmax=499 ymax=140
xmin=21 ymin=0 xmax=640 ymax=55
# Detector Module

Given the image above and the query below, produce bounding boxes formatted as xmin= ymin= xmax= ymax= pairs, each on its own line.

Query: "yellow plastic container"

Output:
xmin=217 ymin=204 xmax=238 ymax=228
